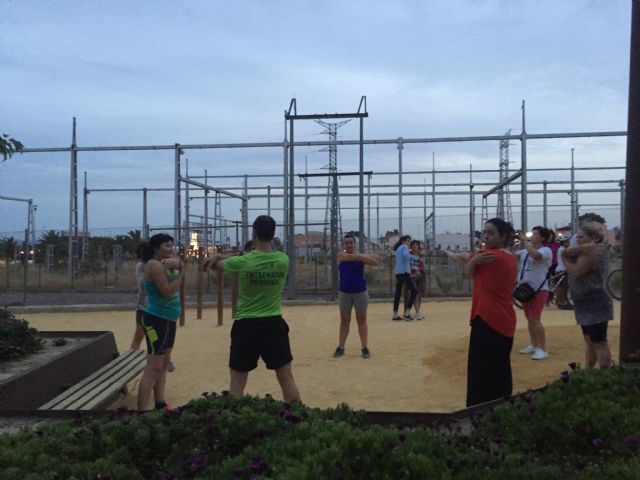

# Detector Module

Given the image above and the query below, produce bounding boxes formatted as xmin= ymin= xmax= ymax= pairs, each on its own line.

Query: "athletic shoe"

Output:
xmin=558 ymin=303 xmax=575 ymax=310
xmin=532 ymin=348 xmax=549 ymax=360
xmin=167 ymin=361 xmax=176 ymax=372
xmin=361 ymin=347 xmax=370 ymax=359
xmin=404 ymin=314 xmax=414 ymax=321
xmin=519 ymin=345 xmax=536 ymax=354
xmin=392 ymin=315 xmax=403 ymax=321
xmin=154 ymin=400 xmax=173 ymax=411
xmin=333 ymin=347 xmax=345 ymax=358
xmin=415 ymin=313 xmax=424 ymax=320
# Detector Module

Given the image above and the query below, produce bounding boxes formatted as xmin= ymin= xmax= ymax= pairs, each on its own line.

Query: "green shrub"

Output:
xmin=1 ymin=367 xmax=640 ymax=479
xmin=0 ymin=309 xmax=43 ymax=362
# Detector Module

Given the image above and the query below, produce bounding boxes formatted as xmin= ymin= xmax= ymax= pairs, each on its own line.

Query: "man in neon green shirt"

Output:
xmin=205 ymin=215 xmax=301 ymax=403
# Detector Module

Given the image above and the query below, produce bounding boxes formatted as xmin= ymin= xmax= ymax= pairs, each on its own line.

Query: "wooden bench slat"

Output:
xmin=38 ymin=350 xmax=143 ymax=410
xmin=39 ymin=349 xmax=147 ymax=410
xmin=57 ymin=354 xmax=146 ymax=410
xmin=63 ymin=354 xmax=146 ymax=410
xmin=73 ymin=357 xmax=147 ymax=410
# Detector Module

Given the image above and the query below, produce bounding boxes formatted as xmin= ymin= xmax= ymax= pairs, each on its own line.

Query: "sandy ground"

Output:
xmin=21 ymin=300 xmax=620 ymax=413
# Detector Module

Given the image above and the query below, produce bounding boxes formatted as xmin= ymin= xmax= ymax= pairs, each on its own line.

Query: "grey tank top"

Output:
xmin=567 ymin=248 xmax=613 ymax=325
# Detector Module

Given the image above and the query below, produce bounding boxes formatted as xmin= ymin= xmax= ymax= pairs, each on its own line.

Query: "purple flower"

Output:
xmin=249 ymin=455 xmax=268 ymax=473
xmin=575 ymin=458 xmax=587 ymax=470
xmin=624 ymin=435 xmax=638 ymax=450
xmin=232 ymin=467 xmax=244 ymax=477
xmin=560 ymin=371 xmax=570 ymax=383
xmin=592 ymin=438 xmax=605 ymax=448
xmin=528 ymin=405 xmax=537 ymax=414
xmin=188 ymin=452 xmax=209 ymax=473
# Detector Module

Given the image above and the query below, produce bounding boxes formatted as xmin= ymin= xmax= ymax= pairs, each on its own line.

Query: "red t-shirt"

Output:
xmin=469 ymin=249 xmax=517 ymax=337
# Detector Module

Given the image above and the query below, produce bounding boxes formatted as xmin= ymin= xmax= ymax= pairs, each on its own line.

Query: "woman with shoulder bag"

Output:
xmin=516 ymin=227 xmax=552 ymax=360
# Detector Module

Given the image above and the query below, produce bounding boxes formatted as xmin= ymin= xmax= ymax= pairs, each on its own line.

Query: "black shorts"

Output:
xmin=581 ymin=322 xmax=608 ymax=343
xmin=229 ymin=316 xmax=293 ymax=372
xmin=141 ymin=312 xmax=177 ymax=355
xmin=135 ymin=309 xmax=144 ymax=327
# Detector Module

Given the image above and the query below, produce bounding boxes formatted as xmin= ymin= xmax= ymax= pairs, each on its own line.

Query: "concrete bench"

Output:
xmin=38 ymin=349 xmax=147 ymax=410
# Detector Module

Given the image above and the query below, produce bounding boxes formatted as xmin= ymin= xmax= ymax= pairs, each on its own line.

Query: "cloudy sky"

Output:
xmin=0 ymin=0 xmax=632 ymax=242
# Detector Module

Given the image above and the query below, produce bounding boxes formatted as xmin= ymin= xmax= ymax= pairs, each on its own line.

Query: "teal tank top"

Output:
xmin=144 ymin=269 xmax=181 ymax=321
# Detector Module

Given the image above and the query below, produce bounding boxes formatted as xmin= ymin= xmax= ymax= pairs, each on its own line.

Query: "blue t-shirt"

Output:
xmin=394 ymin=244 xmax=416 ymax=275
xmin=339 ymin=261 xmax=367 ymax=293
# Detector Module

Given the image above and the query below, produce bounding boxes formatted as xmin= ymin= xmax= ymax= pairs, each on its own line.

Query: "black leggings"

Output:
xmin=467 ymin=316 xmax=513 ymax=407
xmin=393 ymin=273 xmax=417 ymax=312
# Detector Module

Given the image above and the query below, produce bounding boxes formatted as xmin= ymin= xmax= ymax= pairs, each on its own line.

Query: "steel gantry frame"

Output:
xmin=18 ymin=102 xmax=627 ymax=296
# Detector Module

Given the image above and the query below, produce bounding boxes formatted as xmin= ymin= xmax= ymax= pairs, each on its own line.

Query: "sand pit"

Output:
xmin=20 ymin=300 xmax=620 ymax=413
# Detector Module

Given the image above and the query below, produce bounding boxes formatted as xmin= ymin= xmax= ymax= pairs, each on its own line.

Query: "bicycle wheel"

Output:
xmin=606 ymin=268 xmax=622 ymax=301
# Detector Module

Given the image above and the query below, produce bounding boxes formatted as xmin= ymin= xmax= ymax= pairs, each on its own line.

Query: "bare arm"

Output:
xmin=203 ymin=254 xmax=225 ymax=272
xmin=337 ymin=251 xmax=378 ymax=266
xmin=518 ymin=233 xmax=543 ymax=260
xmin=444 ymin=250 xmax=471 ymax=265
xmin=146 ymin=259 xmax=184 ymax=299
xmin=564 ymin=246 xmax=599 ymax=279
xmin=463 ymin=252 xmax=495 ymax=279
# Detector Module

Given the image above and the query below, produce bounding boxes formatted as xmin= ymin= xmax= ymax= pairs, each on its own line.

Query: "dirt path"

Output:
xmin=21 ymin=300 xmax=620 ymax=412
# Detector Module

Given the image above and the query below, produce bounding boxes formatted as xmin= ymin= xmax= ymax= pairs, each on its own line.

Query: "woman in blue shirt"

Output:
xmin=392 ymin=235 xmax=419 ymax=320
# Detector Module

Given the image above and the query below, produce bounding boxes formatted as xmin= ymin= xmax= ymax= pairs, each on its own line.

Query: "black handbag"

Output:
xmin=513 ymin=254 xmax=547 ymax=303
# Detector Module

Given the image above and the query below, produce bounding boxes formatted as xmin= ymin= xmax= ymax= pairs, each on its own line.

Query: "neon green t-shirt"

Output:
xmin=223 ymin=250 xmax=289 ymax=320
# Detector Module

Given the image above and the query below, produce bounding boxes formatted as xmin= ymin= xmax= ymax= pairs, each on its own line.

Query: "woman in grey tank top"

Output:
xmin=562 ymin=223 xmax=613 ymax=368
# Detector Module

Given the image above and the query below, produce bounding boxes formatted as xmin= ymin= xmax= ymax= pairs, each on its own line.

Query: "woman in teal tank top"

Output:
xmin=137 ymin=233 xmax=185 ymax=411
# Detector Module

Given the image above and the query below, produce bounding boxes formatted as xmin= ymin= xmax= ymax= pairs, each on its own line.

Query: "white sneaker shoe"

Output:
xmin=531 ymin=348 xmax=549 ymax=360
xmin=415 ymin=313 xmax=424 ymax=320
xmin=519 ymin=344 xmax=536 ymax=354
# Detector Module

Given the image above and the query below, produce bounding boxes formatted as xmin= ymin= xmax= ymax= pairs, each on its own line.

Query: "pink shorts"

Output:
xmin=522 ymin=290 xmax=549 ymax=321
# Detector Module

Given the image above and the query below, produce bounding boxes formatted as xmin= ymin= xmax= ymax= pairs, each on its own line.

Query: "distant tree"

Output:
xmin=1 ymin=133 xmax=24 ymax=161
xmin=1 ymin=237 xmax=18 ymax=287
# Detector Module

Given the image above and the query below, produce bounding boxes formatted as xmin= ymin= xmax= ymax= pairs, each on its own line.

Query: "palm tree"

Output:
xmin=1 ymin=236 xmax=18 ymax=287
xmin=0 ymin=133 xmax=24 ymax=161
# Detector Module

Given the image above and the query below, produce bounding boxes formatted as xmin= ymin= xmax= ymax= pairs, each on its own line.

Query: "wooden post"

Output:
xmin=196 ymin=247 xmax=204 ymax=319
xmin=217 ymin=268 xmax=224 ymax=326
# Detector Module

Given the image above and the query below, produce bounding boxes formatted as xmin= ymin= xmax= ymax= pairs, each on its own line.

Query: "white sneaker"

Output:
xmin=519 ymin=344 xmax=536 ymax=354
xmin=415 ymin=313 xmax=424 ymax=320
xmin=531 ymin=348 xmax=549 ymax=360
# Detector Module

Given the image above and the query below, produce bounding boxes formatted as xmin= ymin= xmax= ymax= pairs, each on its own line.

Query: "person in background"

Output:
xmin=137 ymin=233 xmax=185 ymax=410
xmin=563 ymin=223 xmax=613 ymax=368
xmin=464 ymin=218 xmax=517 ymax=406
xmin=404 ymin=240 xmax=427 ymax=320
xmin=517 ymin=226 xmax=552 ymax=361
xmin=570 ymin=212 xmax=607 ymax=247
xmin=392 ymin=235 xmax=419 ymax=321
xmin=130 ymin=242 xmax=147 ymax=351
xmin=543 ymin=229 xmax=559 ymax=306
xmin=554 ymin=234 xmax=574 ymax=310
xmin=333 ymin=234 xmax=378 ymax=359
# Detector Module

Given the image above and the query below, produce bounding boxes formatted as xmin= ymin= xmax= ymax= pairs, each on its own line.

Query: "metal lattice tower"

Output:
xmin=496 ymin=129 xmax=513 ymax=223
xmin=316 ymin=119 xmax=350 ymax=259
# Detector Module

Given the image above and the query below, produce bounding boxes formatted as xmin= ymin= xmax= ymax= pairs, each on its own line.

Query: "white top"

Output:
xmin=556 ymin=246 xmax=566 ymax=272
xmin=518 ymin=246 xmax=552 ymax=291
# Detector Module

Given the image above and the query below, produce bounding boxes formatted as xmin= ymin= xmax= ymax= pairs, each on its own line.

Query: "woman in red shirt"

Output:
xmin=464 ymin=218 xmax=517 ymax=407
